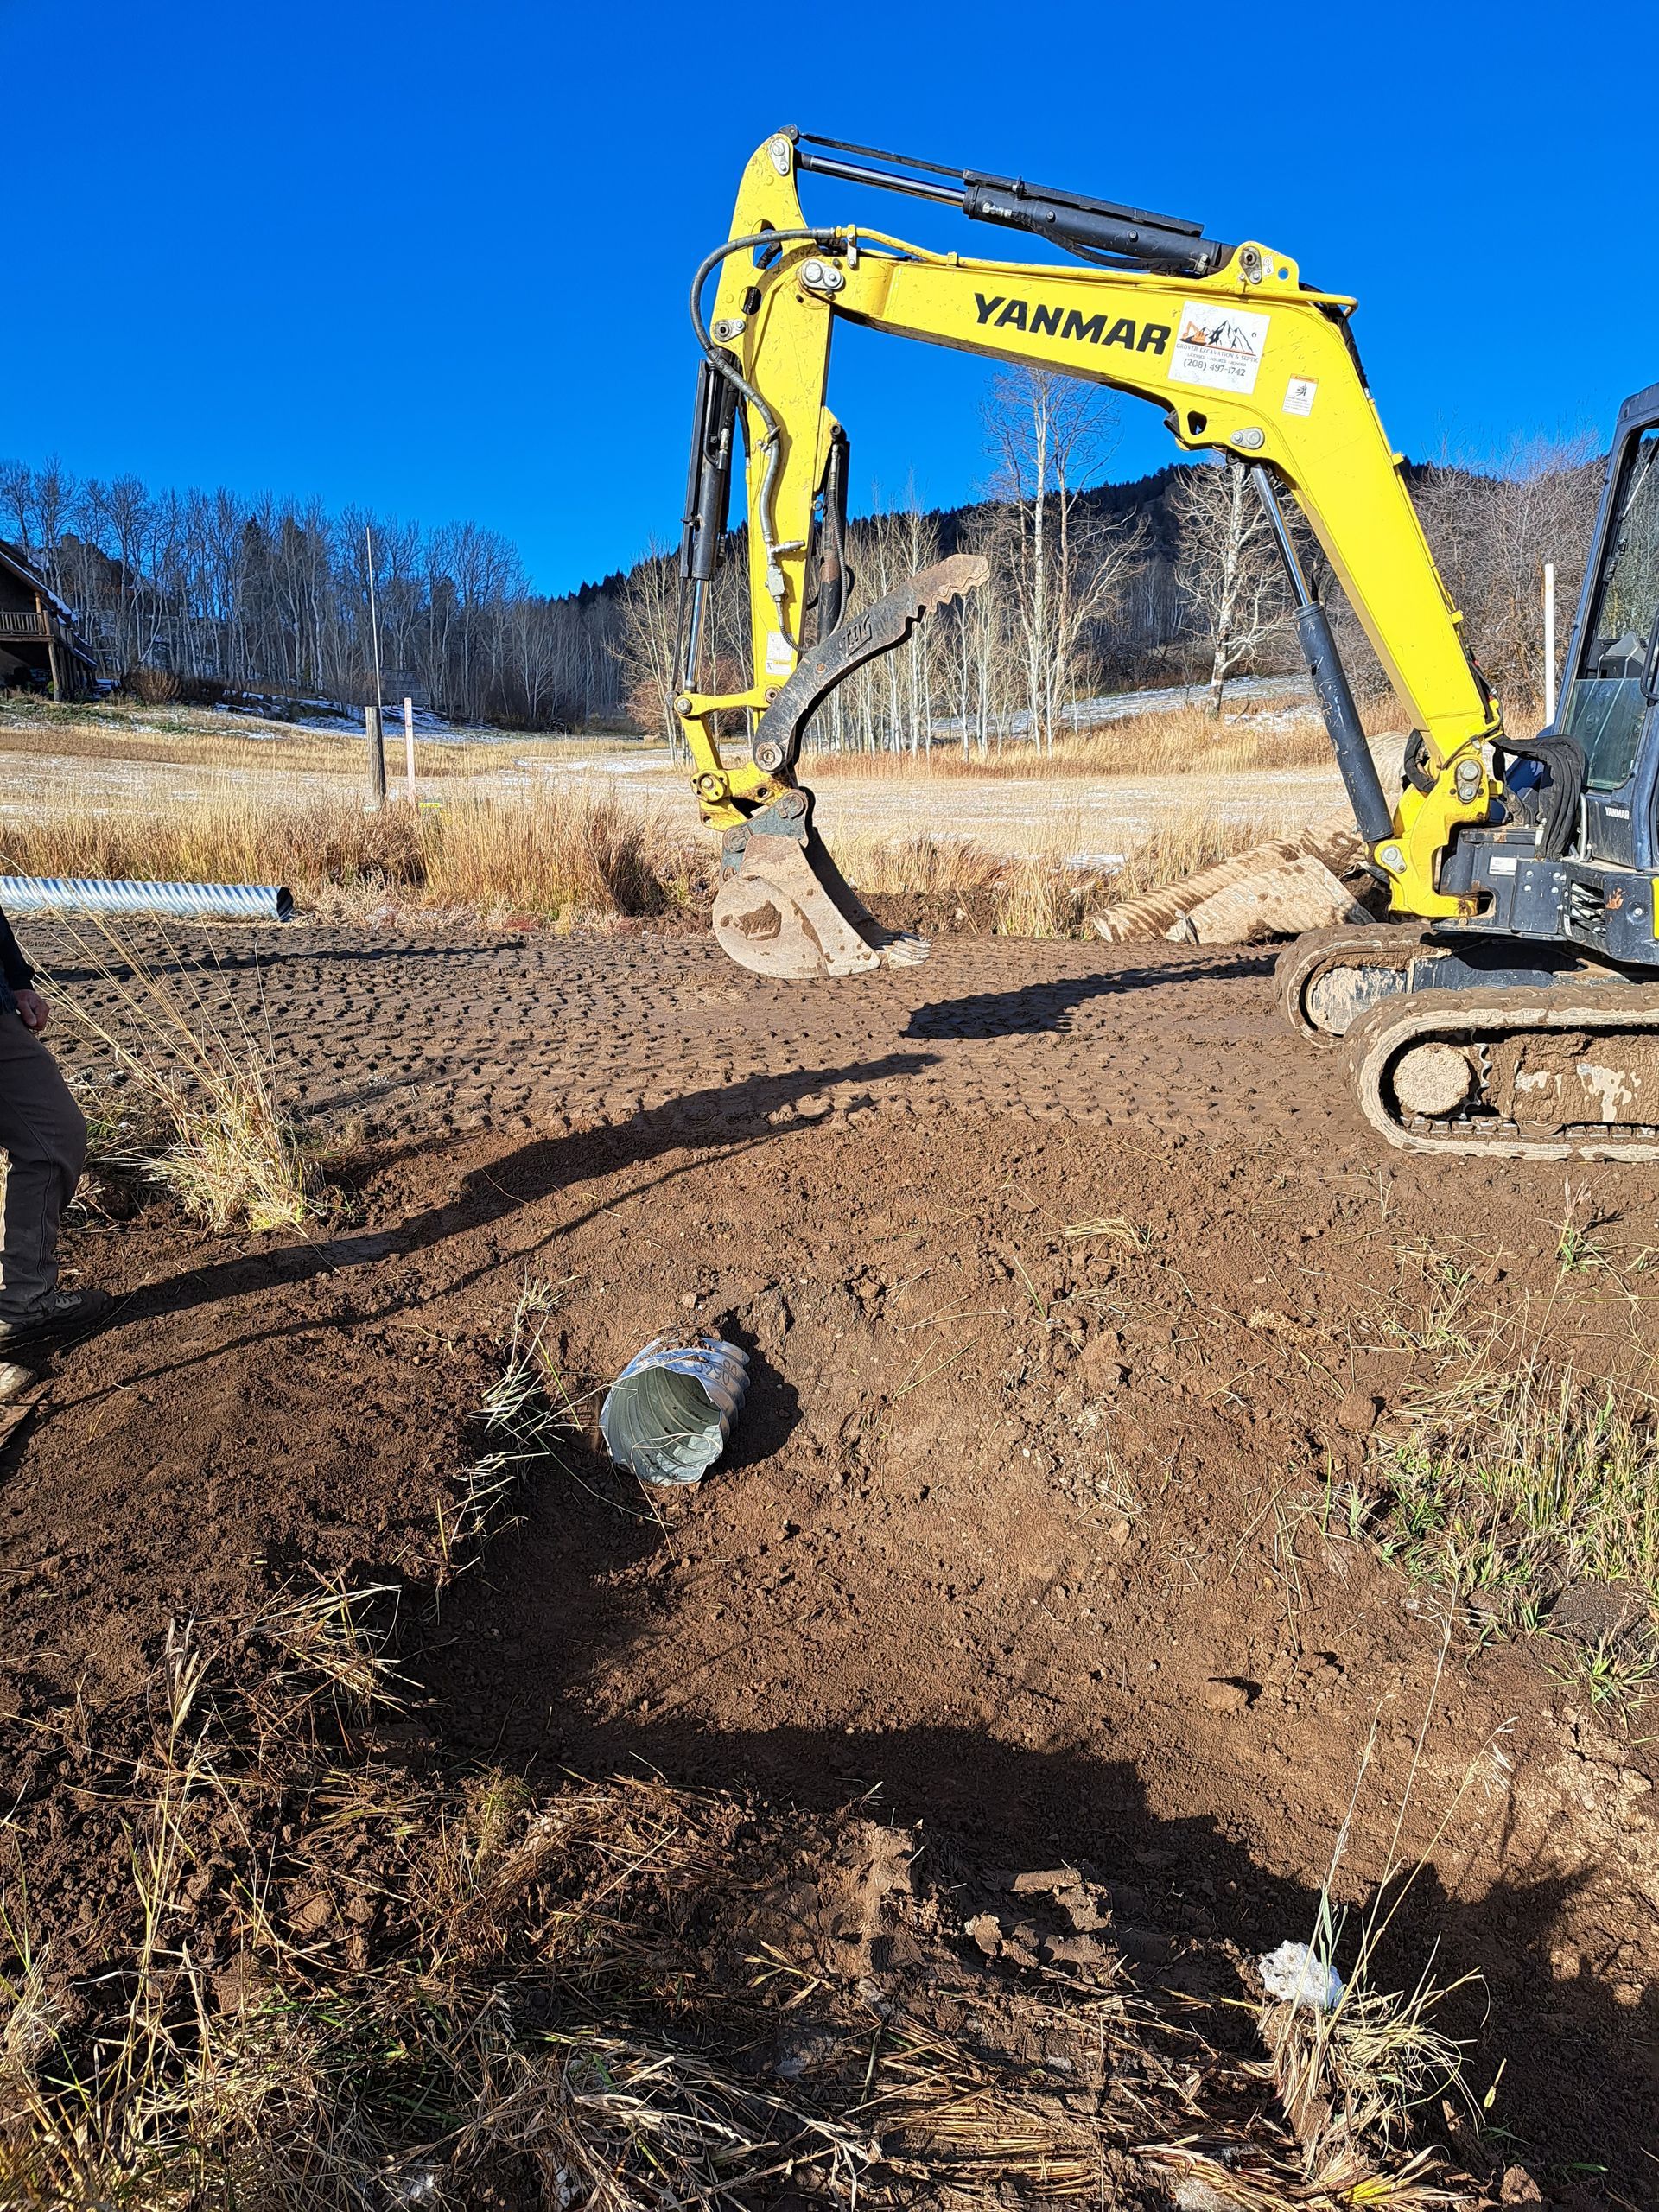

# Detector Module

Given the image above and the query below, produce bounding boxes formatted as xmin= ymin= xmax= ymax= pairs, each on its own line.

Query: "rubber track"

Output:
xmin=1272 ymin=925 xmax=1439 ymax=1045
xmin=1341 ymin=983 xmax=1659 ymax=1160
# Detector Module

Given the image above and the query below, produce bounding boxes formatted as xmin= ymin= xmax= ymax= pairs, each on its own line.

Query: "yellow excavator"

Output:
xmin=674 ymin=127 xmax=1659 ymax=1161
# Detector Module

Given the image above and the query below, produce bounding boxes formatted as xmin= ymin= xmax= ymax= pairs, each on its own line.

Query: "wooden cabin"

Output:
xmin=0 ymin=542 xmax=97 ymax=699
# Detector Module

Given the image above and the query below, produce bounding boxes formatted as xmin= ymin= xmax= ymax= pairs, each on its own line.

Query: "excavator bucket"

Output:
xmin=714 ymin=813 xmax=931 ymax=979
xmin=709 ymin=554 xmax=988 ymax=982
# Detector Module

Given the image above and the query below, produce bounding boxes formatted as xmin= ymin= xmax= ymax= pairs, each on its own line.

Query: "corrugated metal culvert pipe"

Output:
xmin=0 ymin=876 xmax=294 ymax=923
xmin=600 ymin=1332 xmax=751 ymax=1486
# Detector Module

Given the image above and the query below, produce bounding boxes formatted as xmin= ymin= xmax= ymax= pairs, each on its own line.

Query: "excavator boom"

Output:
xmin=673 ymin=128 xmax=1504 ymax=977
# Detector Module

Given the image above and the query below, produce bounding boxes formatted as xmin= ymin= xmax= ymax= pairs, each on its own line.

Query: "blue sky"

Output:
xmin=2 ymin=0 xmax=1649 ymax=594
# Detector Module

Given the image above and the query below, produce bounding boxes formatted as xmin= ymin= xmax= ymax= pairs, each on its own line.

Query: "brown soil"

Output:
xmin=6 ymin=925 xmax=1659 ymax=2202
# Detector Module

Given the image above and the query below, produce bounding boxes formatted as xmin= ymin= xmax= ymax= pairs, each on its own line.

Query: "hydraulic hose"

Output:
xmin=688 ymin=227 xmax=833 ymax=644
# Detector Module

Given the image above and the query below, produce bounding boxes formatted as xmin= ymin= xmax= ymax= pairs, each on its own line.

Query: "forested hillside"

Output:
xmin=1 ymin=388 xmax=1599 ymax=736
xmin=0 ymin=462 xmax=625 ymax=728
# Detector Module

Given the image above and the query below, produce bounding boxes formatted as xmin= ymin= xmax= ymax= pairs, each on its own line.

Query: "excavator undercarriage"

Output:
xmin=673 ymin=127 xmax=1659 ymax=1162
xmin=1277 ymin=929 xmax=1659 ymax=1158
xmin=1345 ymin=988 xmax=1659 ymax=1162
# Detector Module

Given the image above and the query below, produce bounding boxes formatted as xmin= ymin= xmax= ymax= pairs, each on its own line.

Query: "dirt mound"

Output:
xmin=861 ymin=885 xmax=1004 ymax=937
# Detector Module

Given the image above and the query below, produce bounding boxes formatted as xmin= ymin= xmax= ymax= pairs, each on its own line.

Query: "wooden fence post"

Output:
xmin=404 ymin=696 xmax=416 ymax=798
xmin=365 ymin=704 xmax=386 ymax=809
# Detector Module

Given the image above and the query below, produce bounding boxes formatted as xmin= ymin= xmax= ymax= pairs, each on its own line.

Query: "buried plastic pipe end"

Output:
xmin=600 ymin=1332 xmax=751 ymax=1487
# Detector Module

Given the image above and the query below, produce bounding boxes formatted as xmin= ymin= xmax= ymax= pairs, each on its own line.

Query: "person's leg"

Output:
xmin=0 ymin=1012 xmax=87 ymax=1321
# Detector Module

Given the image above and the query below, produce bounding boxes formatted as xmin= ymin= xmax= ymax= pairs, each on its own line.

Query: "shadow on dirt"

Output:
xmin=412 ymin=1459 xmax=1658 ymax=2195
xmin=714 ymin=1319 xmax=803 ymax=1472
xmin=906 ymin=952 xmax=1276 ymax=1039
xmin=97 ymin=1052 xmax=939 ymax=1352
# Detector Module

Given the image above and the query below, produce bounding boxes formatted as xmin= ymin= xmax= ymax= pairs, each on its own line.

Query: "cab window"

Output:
xmin=1561 ymin=426 xmax=1659 ymax=790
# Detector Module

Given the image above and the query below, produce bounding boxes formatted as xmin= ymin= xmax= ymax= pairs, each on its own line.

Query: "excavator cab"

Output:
xmin=1553 ymin=392 xmax=1659 ymax=873
xmin=1277 ymin=385 xmax=1659 ymax=1161
xmin=1420 ymin=386 xmax=1659 ymax=952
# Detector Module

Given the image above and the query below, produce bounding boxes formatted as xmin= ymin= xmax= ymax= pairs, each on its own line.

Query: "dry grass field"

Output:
xmin=0 ymin=693 xmax=588 ymax=779
xmin=808 ymin=696 xmax=1349 ymax=780
xmin=0 ymin=688 xmax=1412 ymax=935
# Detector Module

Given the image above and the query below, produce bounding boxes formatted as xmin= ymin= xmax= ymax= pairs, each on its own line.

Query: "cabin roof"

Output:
xmin=0 ymin=540 xmax=77 ymax=624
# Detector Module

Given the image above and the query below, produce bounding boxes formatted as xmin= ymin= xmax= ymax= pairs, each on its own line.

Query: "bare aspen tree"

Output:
xmin=984 ymin=369 xmax=1143 ymax=751
xmin=1414 ymin=435 xmax=1602 ymax=707
xmin=950 ymin=510 xmax=1003 ymax=760
xmin=1171 ymin=454 xmax=1290 ymax=716
xmin=812 ymin=499 xmax=944 ymax=754
xmin=899 ymin=502 xmax=938 ymax=755
xmin=0 ymin=462 xmax=35 ymax=560
xmin=25 ymin=458 xmax=72 ymax=594
xmin=616 ymin=541 xmax=683 ymax=753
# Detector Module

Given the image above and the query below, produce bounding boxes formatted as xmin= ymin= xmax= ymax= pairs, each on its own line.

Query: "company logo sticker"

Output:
xmin=1169 ymin=302 xmax=1271 ymax=396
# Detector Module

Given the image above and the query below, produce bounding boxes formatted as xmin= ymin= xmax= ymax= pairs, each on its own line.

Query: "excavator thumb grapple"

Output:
xmin=702 ymin=555 xmax=987 ymax=981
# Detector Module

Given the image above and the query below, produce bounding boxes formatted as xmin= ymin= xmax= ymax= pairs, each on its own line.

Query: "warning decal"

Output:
xmin=1168 ymin=300 xmax=1271 ymax=397
xmin=1282 ymin=377 xmax=1318 ymax=416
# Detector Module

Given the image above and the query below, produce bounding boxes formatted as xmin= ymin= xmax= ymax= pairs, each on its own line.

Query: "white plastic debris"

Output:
xmin=391 ymin=2169 xmax=442 ymax=2205
xmin=0 ymin=1363 xmax=36 ymax=1404
xmin=1257 ymin=1939 xmax=1344 ymax=2012
xmin=1172 ymin=2180 xmax=1230 ymax=2212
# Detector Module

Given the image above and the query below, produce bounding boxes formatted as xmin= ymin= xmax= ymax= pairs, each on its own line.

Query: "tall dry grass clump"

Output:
xmin=995 ymin=855 xmax=1078 ymax=938
xmin=832 ymin=830 xmax=1005 ymax=899
xmin=0 ymin=791 xmax=421 ymax=903
xmin=1 ymin=785 xmax=705 ymax=927
xmin=150 ymin=1053 xmax=315 ymax=1233
xmin=418 ymin=787 xmax=700 ymax=918
xmin=1105 ymin=804 xmax=1297 ymax=903
xmin=5 ymin=782 xmax=1342 ymax=946
xmin=44 ymin=923 xmax=321 ymax=1233
xmin=834 ymin=830 xmax=1077 ymax=936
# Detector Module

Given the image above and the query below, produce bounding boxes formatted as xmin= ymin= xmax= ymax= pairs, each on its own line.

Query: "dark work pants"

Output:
xmin=0 ymin=1010 xmax=87 ymax=1319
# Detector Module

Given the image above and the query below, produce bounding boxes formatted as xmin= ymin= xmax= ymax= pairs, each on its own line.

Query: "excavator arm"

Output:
xmin=675 ymin=128 xmax=1504 ymax=976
